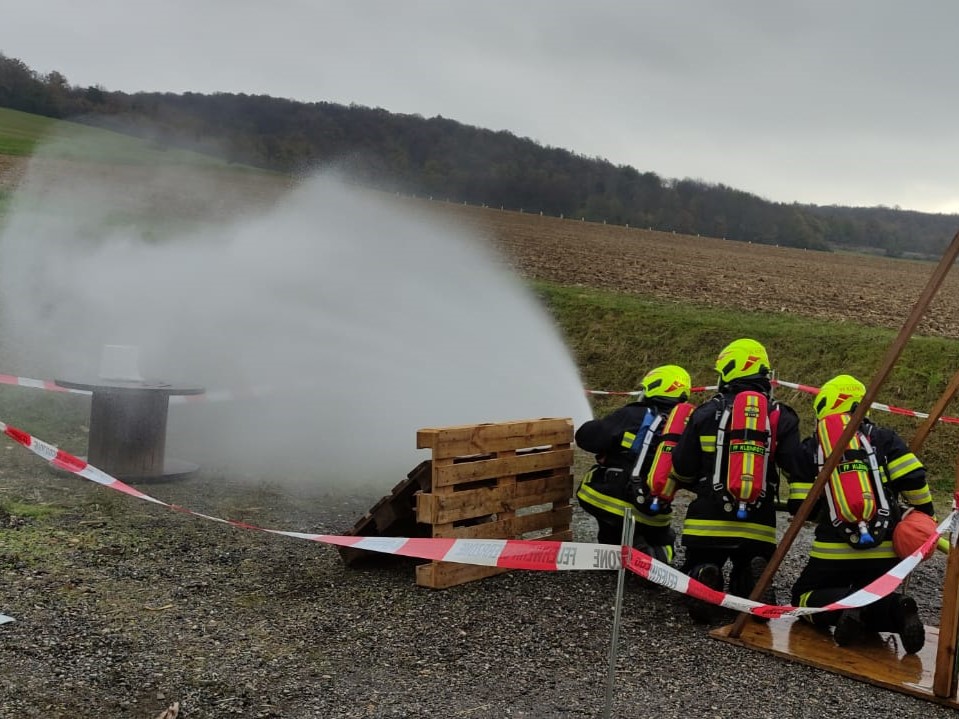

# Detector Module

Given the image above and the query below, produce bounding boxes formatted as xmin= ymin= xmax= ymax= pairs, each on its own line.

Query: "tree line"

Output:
xmin=1 ymin=51 xmax=956 ymax=257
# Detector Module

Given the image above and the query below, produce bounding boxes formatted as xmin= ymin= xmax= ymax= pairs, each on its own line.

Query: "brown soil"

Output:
xmin=438 ymin=204 xmax=959 ymax=339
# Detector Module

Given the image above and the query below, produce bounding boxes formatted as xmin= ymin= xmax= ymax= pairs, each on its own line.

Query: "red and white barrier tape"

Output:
xmin=5 ymin=369 xmax=959 ymax=424
xmin=586 ymin=378 xmax=959 ymax=426
xmin=773 ymin=379 xmax=959 ymax=425
xmin=2 ymin=418 xmax=952 ymax=619
xmin=626 ymin=510 xmax=956 ymax=619
xmin=0 ymin=419 xmax=615 ymax=571
xmin=0 ymin=374 xmax=90 ymax=396
xmin=584 ymin=385 xmax=716 ymax=397
xmin=0 ymin=372 xmax=271 ymax=404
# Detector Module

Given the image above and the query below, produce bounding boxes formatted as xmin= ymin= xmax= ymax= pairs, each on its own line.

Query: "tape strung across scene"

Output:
xmin=0 ymin=372 xmax=271 ymax=404
xmin=625 ymin=510 xmax=956 ymax=620
xmin=0 ymin=373 xmax=89 ymax=396
xmin=1 ymin=419 xmax=954 ymax=620
xmin=0 ymin=419 xmax=617 ymax=571
xmin=585 ymin=377 xmax=959 ymax=426
xmin=4 ymin=370 xmax=959 ymax=423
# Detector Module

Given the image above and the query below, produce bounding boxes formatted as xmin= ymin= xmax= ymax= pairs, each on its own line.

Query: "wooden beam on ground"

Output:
xmin=729 ymin=227 xmax=959 ymax=640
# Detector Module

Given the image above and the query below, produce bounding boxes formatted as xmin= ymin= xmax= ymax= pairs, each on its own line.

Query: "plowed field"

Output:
xmin=440 ymin=203 xmax=959 ymax=339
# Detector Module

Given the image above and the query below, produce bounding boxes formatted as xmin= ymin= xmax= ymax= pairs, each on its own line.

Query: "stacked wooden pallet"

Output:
xmin=414 ymin=417 xmax=574 ymax=588
xmin=340 ymin=417 xmax=574 ymax=589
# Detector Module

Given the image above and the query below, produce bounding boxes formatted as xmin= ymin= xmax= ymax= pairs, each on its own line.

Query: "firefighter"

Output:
xmin=789 ymin=374 xmax=934 ymax=654
xmin=669 ymin=338 xmax=802 ymax=623
xmin=575 ymin=364 xmax=692 ymax=565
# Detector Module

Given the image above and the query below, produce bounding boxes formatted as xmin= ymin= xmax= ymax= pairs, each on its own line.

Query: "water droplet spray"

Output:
xmin=0 ymin=130 xmax=592 ymax=493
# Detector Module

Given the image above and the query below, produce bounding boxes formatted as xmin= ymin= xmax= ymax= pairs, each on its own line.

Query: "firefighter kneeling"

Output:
xmin=575 ymin=364 xmax=694 ymax=565
xmin=669 ymin=338 xmax=802 ymax=623
xmin=790 ymin=374 xmax=936 ymax=654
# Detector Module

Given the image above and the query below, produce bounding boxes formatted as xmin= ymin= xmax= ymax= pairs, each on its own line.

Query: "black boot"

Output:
xmin=893 ymin=595 xmax=925 ymax=655
xmin=833 ymin=608 xmax=865 ymax=647
xmin=688 ymin=563 xmax=723 ymax=624
xmin=748 ymin=556 xmax=776 ymax=622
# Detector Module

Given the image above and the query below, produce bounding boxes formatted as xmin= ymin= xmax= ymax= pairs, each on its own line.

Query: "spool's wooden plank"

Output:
xmin=713 ymin=618 xmax=959 ymax=708
xmin=417 ymin=418 xmax=573 ymax=459
xmin=416 ymin=473 xmax=573 ymax=524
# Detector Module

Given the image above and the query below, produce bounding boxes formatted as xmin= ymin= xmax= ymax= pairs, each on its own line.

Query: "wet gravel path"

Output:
xmin=0 ymin=454 xmax=955 ymax=719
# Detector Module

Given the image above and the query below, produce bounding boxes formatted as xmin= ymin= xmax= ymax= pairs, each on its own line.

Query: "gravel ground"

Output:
xmin=0 ymin=446 xmax=954 ymax=719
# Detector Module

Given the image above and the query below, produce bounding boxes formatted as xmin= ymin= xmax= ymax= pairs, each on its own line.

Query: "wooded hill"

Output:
xmin=1 ymin=51 xmax=956 ymax=258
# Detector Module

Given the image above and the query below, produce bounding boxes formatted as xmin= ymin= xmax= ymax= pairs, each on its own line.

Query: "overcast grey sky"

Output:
xmin=5 ymin=1 xmax=959 ymax=213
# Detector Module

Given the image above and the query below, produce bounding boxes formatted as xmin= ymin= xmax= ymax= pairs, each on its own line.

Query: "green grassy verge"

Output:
xmin=0 ymin=385 xmax=90 ymax=449
xmin=535 ymin=281 xmax=959 ymax=505
xmin=0 ymin=106 xmax=239 ymax=167
xmin=0 ymin=107 xmax=59 ymax=155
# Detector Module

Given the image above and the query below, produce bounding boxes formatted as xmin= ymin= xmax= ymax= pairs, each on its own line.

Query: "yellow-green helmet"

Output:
xmin=715 ymin=338 xmax=770 ymax=383
xmin=814 ymin=374 xmax=866 ymax=420
xmin=639 ymin=364 xmax=691 ymax=404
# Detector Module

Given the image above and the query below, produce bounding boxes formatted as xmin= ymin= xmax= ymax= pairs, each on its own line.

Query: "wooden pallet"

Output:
xmin=338 ymin=417 xmax=575 ymax=588
xmin=414 ymin=417 xmax=574 ymax=589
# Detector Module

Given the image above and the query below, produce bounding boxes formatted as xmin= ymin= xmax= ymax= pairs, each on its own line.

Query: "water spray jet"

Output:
xmin=0 ymin=128 xmax=592 ymax=493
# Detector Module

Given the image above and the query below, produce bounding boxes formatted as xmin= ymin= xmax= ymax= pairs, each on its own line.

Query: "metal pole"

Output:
xmin=603 ymin=513 xmax=635 ymax=719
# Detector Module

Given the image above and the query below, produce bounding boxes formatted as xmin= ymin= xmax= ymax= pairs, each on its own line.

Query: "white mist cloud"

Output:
xmin=0 ymin=133 xmax=592 ymax=491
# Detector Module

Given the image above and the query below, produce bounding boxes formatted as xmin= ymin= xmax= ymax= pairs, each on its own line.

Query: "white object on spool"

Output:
xmin=98 ymin=344 xmax=144 ymax=382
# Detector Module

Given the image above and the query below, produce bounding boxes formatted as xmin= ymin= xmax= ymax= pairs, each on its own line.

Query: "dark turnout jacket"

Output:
xmin=789 ymin=417 xmax=933 ymax=562
xmin=575 ymin=399 xmax=677 ymax=533
xmin=670 ymin=378 xmax=802 ymax=549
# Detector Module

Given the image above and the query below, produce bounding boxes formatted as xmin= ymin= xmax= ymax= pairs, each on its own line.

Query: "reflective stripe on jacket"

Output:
xmin=576 ymin=470 xmax=672 ymax=528
xmin=681 ymin=517 xmax=778 ymax=544
xmin=808 ymin=539 xmax=898 ymax=561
